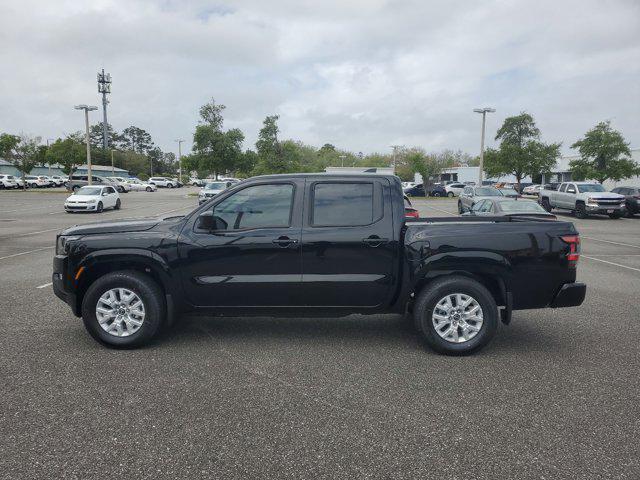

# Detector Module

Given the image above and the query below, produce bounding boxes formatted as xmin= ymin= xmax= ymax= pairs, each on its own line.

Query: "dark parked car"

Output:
xmin=404 ymin=195 xmax=419 ymax=219
xmin=464 ymin=198 xmax=556 ymax=219
xmin=610 ymin=186 xmax=640 ymax=217
xmin=53 ymin=174 xmax=585 ymax=354
xmin=404 ymin=184 xmax=425 ymax=197
xmin=428 ymin=185 xmax=447 ymax=197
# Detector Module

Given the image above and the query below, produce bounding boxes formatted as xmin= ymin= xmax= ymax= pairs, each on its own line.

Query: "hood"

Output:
xmin=586 ymin=192 xmax=624 ymax=199
xmin=66 ymin=194 xmax=99 ymax=201
xmin=61 ymin=218 xmax=161 ymax=236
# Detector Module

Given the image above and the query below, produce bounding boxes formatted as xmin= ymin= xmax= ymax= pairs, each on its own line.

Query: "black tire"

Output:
xmin=575 ymin=203 xmax=587 ymax=219
xmin=72 ymin=185 xmax=80 ymax=192
xmin=413 ymin=276 xmax=498 ymax=355
xmin=447 ymin=191 xmax=454 ymax=197
xmin=81 ymin=270 xmax=165 ymax=348
xmin=167 ymin=183 xmax=173 ymax=188
xmin=625 ymin=208 xmax=634 ymax=218
xmin=117 ymin=186 xmax=123 ymax=193
xmin=458 ymin=201 xmax=464 ymax=214
xmin=146 ymin=186 xmax=152 ymax=192
xmin=96 ymin=201 xmax=103 ymax=213
xmin=115 ymin=198 xmax=121 ymax=210
xmin=540 ymin=197 xmax=552 ymax=212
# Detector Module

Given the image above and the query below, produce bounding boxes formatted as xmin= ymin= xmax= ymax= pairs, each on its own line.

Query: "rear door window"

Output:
xmin=312 ymin=182 xmax=375 ymax=226
xmin=559 ymin=184 xmax=567 ymax=192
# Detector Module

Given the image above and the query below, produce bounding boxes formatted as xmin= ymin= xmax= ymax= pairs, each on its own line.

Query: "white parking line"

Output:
xmin=36 ymin=282 xmax=53 ymax=289
xmin=581 ymin=236 xmax=640 ymax=250
xmin=0 ymin=246 xmax=54 ymax=261
xmin=422 ymin=204 xmax=456 ymax=216
xmin=582 ymin=255 xmax=640 ymax=273
xmin=0 ymin=227 xmax=61 ymax=239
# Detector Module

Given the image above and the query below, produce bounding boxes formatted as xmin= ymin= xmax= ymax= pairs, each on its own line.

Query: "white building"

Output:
xmin=415 ymin=166 xmax=531 ymax=185
xmin=541 ymin=149 xmax=640 ymax=188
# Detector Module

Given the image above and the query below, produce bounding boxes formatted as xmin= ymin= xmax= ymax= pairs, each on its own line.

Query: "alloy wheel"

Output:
xmin=95 ymin=288 xmax=145 ymax=337
xmin=432 ymin=293 xmax=483 ymax=343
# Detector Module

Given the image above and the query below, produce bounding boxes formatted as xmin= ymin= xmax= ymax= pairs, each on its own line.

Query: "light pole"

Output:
xmin=339 ymin=154 xmax=346 ymax=167
xmin=46 ymin=138 xmax=54 ymax=174
xmin=175 ymin=139 xmax=184 ymax=181
xmin=75 ymin=105 xmax=98 ymax=184
xmin=473 ymin=107 xmax=495 ymax=185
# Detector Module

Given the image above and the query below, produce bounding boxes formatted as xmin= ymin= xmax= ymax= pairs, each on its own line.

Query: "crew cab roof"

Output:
xmin=244 ymin=173 xmax=401 ymax=182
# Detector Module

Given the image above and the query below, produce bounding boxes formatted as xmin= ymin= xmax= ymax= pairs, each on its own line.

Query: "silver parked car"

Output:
xmin=458 ymin=186 xmax=504 ymax=213
xmin=198 ymin=181 xmax=233 ymax=204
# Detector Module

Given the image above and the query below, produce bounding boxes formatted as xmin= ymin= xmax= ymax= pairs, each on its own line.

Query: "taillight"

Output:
xmin=405 ymin=209 xmax=419 ymax=219
xmin=561 ymin=235 xmax=580 ymax=266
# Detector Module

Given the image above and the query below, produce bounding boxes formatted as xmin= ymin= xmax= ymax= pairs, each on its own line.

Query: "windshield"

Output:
xmin=499 ymin=201 xmax=546 ymax=213
xmin=475 ymin=187 xmax=502 ymax=196
xmin=76 ymin=187 xmax=102 ymax=196
xmin=205 ymin=182 xmax=227 ymax=190
xmin=577 ymin=184 xmax=606 ymax=193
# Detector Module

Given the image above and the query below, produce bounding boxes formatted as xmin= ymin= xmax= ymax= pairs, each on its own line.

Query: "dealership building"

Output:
xmin=0 ymin=159 xmax=129 ymax=178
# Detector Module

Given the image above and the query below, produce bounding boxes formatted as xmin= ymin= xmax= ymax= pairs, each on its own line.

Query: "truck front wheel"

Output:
xmin=81 ymin=270 xmax=165 ymax=348
xmin=575 ymin=203 xmax=587 ymax=219
xmin=414 ymin=276 xmax=498 ymax=355
xmin=540 ymin=197 xmax=552 ymax=212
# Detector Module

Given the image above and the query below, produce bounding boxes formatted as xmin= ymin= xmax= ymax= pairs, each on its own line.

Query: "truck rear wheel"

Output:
xmin=540 ymin=197 xmax=552 ymax=212
xmin=414 ymin=276 xmax=498 ymax=355
xmin=81 ymin=270 xmax=165 ymax=348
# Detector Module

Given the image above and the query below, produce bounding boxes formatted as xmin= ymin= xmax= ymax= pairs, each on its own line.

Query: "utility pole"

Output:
xmin=111 ymin=150 xmax=115 ymax=175
xmin=390 ymin=145 xmax=401 ymax=174
xmin=46 ymin=138 xmax=54 ymax=174
xmin=97 ymin=69 xmax=112 ymax=150
xmin=473 ymin=107 xmax=495 ymax=185
xmin=175 ymin=139 xmax=184 ymax=181
xmin=74 ymin=105 xmax=98 ymax=184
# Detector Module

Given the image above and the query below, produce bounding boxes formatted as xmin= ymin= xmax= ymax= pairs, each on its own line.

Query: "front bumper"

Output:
xmin=65 ymin=204 xmax=97 ymax=211
xmin=550 ymin=282 xmax=586 ymax=308
xmin=52 ymin=255 xmax=80 ymax=316
xmin=585 ymin=204 xmax=625 ymax=214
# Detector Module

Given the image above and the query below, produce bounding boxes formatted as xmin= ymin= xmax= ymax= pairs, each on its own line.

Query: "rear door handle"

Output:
xmin=272 ymin=236 xmax=298 ymax=248
xmin=362 ymin=236 xmax=388 ymax=247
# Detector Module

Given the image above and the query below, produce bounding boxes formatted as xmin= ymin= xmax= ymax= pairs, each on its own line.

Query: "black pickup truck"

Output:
xmin=53 ymin=174 xmax=586 ymax=354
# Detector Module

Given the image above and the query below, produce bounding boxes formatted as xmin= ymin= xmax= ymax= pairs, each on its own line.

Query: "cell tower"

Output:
xmin=97 ymin=69 xmax=112 ymax=150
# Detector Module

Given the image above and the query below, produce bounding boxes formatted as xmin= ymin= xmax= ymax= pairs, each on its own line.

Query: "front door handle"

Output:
xmin=272 ymin=236 xmax=298 ymax=248
xmin=362 ymin=235 xmax=388 ymax=247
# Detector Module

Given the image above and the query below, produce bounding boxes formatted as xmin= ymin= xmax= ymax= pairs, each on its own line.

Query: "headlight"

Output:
xmin=87 ymin=199 xmax=97 ymax=203
xmin=586 ymin=197 xmax=597 ymax=206
xmin=56 ymin=236 xmax=79 ymax=255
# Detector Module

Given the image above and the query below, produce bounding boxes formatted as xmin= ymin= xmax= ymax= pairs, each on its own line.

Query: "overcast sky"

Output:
xmin=1 ymin=0 xmax=638 ymax=157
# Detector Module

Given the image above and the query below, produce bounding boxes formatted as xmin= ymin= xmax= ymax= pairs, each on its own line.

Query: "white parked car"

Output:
xmin=124 ymin=179 xmax=157 ymax=192
xmin=64 ymin=185 xmax=121 ymax=213
xmin=106 ymin=177 xmax=132 ymax=193
xmin=402 ymin=182 xmax=417 ymax=190
xmin=0 ymin=174 xmax=18 ymax=189
xmin=190 ymin=178 xmax=205 ymax=187
xmin=198 ymin=181 xmax=233 ymax=204
xmin=523 ymin=184 xmax=542 ymax=196
xmin=148 ymin=177 xmax=176 ymax=188
xmin=24 ymin=175 xmax=49 ymax=188
xmin=50 ymin=175 xmax=66 ymax=187
xmin=444 ymin=182 xmax=467 ymax=197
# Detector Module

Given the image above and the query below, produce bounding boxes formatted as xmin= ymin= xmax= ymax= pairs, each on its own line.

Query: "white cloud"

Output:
xmin=0 ymin=0 xmax=638 ymax=156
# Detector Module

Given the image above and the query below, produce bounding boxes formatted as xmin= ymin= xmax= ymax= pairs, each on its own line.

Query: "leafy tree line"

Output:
xmin=182 ymin=99 xmax=480 ymax=182
xmin=0 ymin=123 xmax=178 ymax=187
xmin=484 ymin=113 xmax=637 ymax=189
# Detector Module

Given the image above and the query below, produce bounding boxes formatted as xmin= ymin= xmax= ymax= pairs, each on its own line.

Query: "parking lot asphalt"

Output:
xmin=1 ymin=190 xmax=639 ymax=479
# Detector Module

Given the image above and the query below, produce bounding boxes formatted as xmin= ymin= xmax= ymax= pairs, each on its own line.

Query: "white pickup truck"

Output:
xmin=539 ymin=181 xmax=626 ymax=219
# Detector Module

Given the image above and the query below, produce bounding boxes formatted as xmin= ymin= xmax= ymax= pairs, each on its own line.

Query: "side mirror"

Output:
xmin=102 ymin=192 xmax=108 ymax=196
xmin=197 ymin=212 xmax=228 ymax=231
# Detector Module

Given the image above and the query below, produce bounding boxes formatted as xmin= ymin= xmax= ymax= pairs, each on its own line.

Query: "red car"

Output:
xmin=404 ymin=195 xmax=419 ymax=219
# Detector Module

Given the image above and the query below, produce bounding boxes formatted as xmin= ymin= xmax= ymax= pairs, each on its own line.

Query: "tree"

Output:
xmin=406 ymin=148 xmax=448 ymax=187
xmin=45 ymin=135 xmax=86 ymax=175
xmin=120 ymin=126 xmax=154 ymax=154
xmin=1 ymin=134 xmax=41 ymax=189
xmin=253 ymin=115 xmax=287 ymax=174
xmin=191 ymin=99 xmax=245 ymax=178
xmin=89 ymin=123 xmax=123 ymax=149
xmin=569 ymin=121 xmax=638 ymax=183
xmin=484 ymin=112 xmax=560 ymax=190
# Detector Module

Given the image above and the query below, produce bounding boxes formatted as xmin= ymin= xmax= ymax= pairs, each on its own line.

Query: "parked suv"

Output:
xmin=445 ymin=182 xmax=466 ymax=197
xmin=611 ymin=186 xmax=640 ymax=217
xmin=539 ymin=182 xmax=625 ymax=219
xmin=149 ymin=177 xmax=176 ymax=188
xmin=67 ymin=174 xmax=116 ymax=192
xmin=0 ymin=174 xmax=18 ymax=189
xmin=24 ymin=175 xmax=49 ymax=188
